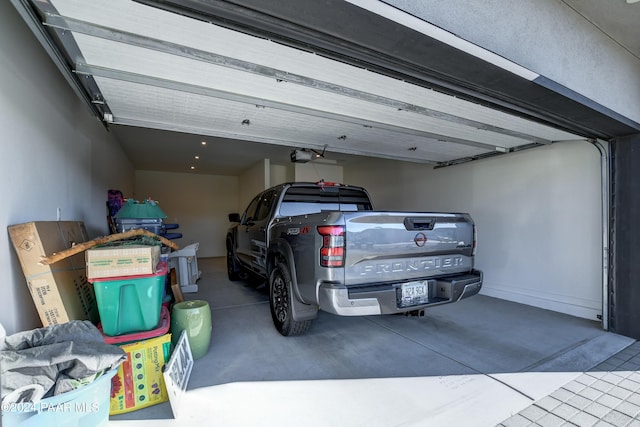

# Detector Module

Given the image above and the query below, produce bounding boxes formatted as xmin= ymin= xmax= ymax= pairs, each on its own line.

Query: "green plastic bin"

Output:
xmin=91 ymin=262 xmax=167 ymax=336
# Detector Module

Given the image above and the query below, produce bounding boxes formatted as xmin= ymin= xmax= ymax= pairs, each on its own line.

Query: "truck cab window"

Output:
xmin=241 ymin=195 xmax=261 ymax=225
xmin=255 ymin=191 xmax=276 ymax=221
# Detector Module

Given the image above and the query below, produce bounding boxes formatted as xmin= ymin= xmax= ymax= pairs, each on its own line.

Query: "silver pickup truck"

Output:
xmin=227 ymin=182 xmax=482 ymax=336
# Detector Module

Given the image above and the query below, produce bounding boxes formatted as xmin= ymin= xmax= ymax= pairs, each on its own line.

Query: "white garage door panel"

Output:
xmin=97 ymin=77 xmax=491 ymax=163
xmin=53 ymin=0 xmax=573 ymax=141
xmin=74 ymin=34 xmax=547 ymax=152
xmin=45 ymin=0 xmax=587 ymax=169
xmin=71 ymin=39 xmax=578 ymax=146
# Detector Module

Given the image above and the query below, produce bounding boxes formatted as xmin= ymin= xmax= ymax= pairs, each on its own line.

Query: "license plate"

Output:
xmin=399 ymin=281 xmax=429 ymax=307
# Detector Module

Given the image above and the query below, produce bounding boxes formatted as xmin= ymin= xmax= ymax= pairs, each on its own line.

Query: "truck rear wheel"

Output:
xmin=269 ymin=263 xmax=311 ymax=336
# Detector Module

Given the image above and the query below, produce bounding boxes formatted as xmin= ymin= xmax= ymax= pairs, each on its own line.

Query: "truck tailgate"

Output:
xmin=343 ymin=212 xmax=475 ymax=286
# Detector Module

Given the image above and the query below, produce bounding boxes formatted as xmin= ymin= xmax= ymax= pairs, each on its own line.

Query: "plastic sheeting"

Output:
xmin=0 ymin=321 xmax=126 ymax=403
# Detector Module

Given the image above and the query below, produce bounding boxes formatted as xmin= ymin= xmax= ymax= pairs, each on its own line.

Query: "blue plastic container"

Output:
xmin=91 ymin=262 xmax=167 ymax=336
xmin=1 ymin=368 xmax=117 ymax=427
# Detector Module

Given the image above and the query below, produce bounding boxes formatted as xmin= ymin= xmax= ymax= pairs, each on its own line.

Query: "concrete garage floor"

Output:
xmin=111 ymin=258 xmax=635 ymax=426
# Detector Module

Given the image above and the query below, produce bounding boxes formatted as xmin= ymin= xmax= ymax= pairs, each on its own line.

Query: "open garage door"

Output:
xmin=13 ymin=0 xmax=592 ymax=168
xmin=11 ymin=0 xmax=640 ymax=326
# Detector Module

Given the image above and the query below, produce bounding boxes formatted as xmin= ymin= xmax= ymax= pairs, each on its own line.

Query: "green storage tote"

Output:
xmin=90 ymin=262 xmax=167 ymax=336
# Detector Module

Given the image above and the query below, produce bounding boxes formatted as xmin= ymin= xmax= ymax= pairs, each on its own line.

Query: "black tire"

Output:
xmin=269 ymin=263 xmax=311 ymax=336
xmin=226 ymin=245 xmax=241 ymax=281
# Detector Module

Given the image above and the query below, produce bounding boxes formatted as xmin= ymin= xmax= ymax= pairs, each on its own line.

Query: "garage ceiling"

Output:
xmin=11 ymin=0 xmax=639 ymax=175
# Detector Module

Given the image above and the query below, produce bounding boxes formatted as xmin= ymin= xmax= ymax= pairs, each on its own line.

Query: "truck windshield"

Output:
xmin=278 ymin=186 xmax=373 ymax=217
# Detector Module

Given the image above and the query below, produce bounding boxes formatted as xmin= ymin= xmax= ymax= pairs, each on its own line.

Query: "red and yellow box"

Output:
xmin=110 ymin=333 xmax=171 ymax=415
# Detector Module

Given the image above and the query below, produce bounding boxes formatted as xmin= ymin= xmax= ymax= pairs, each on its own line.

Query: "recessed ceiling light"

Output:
xmin=194 ymin=155 xmax=200 ymax=160
xmin=190 ymin=166 xmax=195 ymax=170
xmin=201 ymin=141 xmax=207 ymax=146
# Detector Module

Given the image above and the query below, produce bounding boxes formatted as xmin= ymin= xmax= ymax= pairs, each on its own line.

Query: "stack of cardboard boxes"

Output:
xmin=8 ymin=221 xmax=175 ymax=416
xmin=86 ymin=244 xmax=172 ymax=415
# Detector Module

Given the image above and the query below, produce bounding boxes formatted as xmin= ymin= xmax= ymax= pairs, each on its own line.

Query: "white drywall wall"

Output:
xmin=346 ymin=141 xmax=602 ymax=320
xmin=294 ymin=162 xmax=344 ymax=183
xmin=270 ymin=163 xmax=293 ymax=187
xmin=134 ymin=170 xmax=239 ymax=257
xmin=238 ymin=159 xmax=270 ymax=211
xmin=1 ymin=2 xmax=134 ymax=334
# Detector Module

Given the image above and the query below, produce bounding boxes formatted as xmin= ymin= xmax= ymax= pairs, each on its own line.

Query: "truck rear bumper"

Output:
xmin=317 ymin=270 xmax=482 ymax=316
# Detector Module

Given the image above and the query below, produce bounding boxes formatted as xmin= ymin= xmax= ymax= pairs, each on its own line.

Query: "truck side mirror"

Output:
xmin=228 ymin=213 xmax=241 ymax=223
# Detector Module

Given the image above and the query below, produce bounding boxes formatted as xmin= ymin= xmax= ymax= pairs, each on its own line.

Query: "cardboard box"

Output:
xmin=109 ymin=333 xmax=171 ymax=415
xmin=8 ymin=221 xmax=99 ymax=326
xmin=86 ymin=244 xmax=161 ymax=280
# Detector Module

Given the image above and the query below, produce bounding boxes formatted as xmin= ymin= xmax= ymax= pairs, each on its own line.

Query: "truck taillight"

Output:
xmin=318 ymin=226 xmax=345 ymax=267
xmin=472 ymin=225 xmax=477 ymax=256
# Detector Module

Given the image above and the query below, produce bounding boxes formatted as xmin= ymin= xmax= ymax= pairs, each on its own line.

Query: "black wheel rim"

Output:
xmin=272 ymin=272 xmax=288 ymax=323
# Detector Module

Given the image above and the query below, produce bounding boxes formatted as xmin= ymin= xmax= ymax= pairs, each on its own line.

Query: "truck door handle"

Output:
xmin=404 ymin=217 xmax=436 ymax=230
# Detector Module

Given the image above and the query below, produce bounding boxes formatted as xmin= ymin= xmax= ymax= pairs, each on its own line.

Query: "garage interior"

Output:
xmin=3 ymin=0 xmax=640 ymax=425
